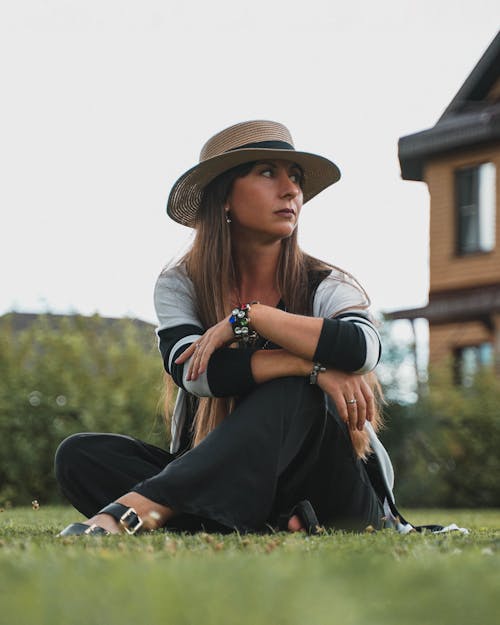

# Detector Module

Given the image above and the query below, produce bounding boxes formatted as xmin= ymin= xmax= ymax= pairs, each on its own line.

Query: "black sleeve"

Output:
xmin=312 ymin=315 xmax=368 ymax=372
xmin=158 ymin=324 xmax=204 ymax=389
xmin=158 ymin=326 xmax=258 ymax=397
xmin=207 ymin=347 xmax=259 ymax=397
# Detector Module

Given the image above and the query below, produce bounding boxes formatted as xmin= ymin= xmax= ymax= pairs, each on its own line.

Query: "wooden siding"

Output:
xmin=424 ymin=142 xmax=500 ymax=294
xmin=429 ymin=320 xmax=493 ymax=365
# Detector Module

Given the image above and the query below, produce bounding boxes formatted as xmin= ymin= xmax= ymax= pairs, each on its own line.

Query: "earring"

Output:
xmin=225 ymin=211 xmax=231 ymax=224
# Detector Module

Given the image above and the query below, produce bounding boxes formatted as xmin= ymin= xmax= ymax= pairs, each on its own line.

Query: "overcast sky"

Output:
xmin=1 ymin=1 xmax=499 ymax=327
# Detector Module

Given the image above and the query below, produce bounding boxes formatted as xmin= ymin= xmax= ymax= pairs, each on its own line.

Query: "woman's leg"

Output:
xmin=55 ymin=433 xmax=230 ymax=533
xmin=55 ymin=378 xmax=323 ymax=533
xmin=302 ymin=408 xmax=384 ymax=531
xmin=127 ymin=379 xmax=382 ymax=533
xmin=54 ymin=432 xmax=173 ymax=518
xmin=55 ymin=378 xmax=382 ymax=533
xmin=129 ymin=377 xmax=327 ymax=532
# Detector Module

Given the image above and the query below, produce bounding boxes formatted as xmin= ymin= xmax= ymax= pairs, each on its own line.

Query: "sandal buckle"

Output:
xmin=119 ymin=508 xmax=143 ymax=535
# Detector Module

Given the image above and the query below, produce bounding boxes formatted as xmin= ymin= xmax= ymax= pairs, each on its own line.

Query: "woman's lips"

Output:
xmin=274 ymin=209 xmax=295 ymax=217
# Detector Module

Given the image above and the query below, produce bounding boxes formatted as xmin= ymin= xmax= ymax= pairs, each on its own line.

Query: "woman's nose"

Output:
xmin=278 ymin=170 xmax=300 ymax=198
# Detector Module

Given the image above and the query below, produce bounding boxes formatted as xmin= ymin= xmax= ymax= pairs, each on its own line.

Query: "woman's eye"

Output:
xmin=260 ymin=168 xmax=273 ymax=177
xmin=290 ymin=172 xmax=302 ymax=184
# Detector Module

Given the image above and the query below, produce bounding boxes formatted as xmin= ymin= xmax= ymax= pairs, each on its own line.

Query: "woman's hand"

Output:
xmin=174 ymin=317 xmax=234 ymax=381
xmin=316 ymin=369 xmax=374 ymax=432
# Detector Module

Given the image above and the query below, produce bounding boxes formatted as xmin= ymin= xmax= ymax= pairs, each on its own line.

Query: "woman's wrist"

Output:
xmin=229 ymin=302 xmax=259 ymax=343
xmin=251 ymin=349 xmax=312 ymax=384
xmin=309 ymin=362 xmax=327 ymax=385
xmin=239 ymin=303 xmax=322 ymax=362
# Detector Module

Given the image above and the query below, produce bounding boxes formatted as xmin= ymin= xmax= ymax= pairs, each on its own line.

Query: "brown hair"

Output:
xmin=171 ymin=162 xmax=382 ymax=456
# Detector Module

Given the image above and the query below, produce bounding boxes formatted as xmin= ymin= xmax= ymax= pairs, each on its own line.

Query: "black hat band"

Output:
xmin=227 ymin=140 xmax=295 ymax=153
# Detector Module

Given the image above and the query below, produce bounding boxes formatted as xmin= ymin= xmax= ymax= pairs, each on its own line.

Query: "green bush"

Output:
xmin=381 ymin=367 xmax=500 ymax=508
xmin=0 ymin=314 xmax=167 ymax=505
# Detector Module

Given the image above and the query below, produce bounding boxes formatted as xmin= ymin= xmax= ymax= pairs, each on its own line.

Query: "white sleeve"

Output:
xmin=154 ymin=265 xmax=202 ymax=332
xmin=154 ymin=265 xmax=214 ymax=398
xmin=312 ymin=269 xmax=370 ymax=318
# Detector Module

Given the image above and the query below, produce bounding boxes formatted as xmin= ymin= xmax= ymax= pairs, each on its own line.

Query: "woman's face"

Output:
xmin=226 ymin=159 xmax=304 ymax=242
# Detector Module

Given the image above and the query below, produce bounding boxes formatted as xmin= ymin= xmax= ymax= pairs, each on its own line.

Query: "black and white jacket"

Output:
xmin=154 ymin=263 xmax=381 ymax=453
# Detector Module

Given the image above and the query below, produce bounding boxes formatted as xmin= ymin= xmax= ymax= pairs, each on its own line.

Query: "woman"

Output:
xmin=56 ymin=120 xmax=386 ymax=536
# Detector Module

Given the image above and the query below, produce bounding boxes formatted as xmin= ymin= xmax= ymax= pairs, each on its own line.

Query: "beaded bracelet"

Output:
xmin=229 ymin=303 xmax=258 ymax=344
xmin=309 ymin=362 xmax=326 ymax=385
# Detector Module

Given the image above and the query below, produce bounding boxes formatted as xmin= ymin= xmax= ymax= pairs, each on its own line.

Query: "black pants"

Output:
xmin=55 ymin=377 xmax=383 ymax=532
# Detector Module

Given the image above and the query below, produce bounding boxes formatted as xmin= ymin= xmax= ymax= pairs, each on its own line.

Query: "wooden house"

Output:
xmin=389 ymin=31 xmax=500 ymax=384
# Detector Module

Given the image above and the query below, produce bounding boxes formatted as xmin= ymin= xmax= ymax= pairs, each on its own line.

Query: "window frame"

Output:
xmin=455 ymin=162 xmax=496 ymax=256
xmin=453 ymin=342 xmax=494 ymax=386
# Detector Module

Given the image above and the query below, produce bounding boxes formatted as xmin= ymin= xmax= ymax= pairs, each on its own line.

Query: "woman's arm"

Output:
xmin=159 ymin=266 xmax=380 ymax=414
xmin=249 ymin=304 xmax=381 ymax=373
xmin=179 ymin=303 xmax=380 ymax=382
xmin=249 ymin=304 xmax=322 ymax=360
xmin=175 ymin=333 xmax=373 ymax=432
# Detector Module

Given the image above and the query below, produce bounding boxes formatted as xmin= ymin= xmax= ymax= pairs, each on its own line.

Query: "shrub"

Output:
xmin=0 ymin=314 xmax=167 ymax=505
xmin=381 ymin=367 xmax=500 ymax=508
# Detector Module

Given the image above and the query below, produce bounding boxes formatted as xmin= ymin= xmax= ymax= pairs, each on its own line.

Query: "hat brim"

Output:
xmin=167 ymin=148 xmax=341 ymax=227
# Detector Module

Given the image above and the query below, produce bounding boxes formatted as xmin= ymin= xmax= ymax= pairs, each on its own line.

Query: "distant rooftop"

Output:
xmin=1 ymin=311 xmax=155 ymax=332
xmin=399 ymin=30 xmax=500 ymax=181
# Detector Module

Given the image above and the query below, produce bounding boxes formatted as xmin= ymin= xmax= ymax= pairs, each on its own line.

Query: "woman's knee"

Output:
xmin=268 ymin=376 xmax=325 ymax=414
xmin=54 ymin=433 xmax=100 ymax=482
xmin=238 ymin=376 xmax=324 ymax=430
xmin=253 ymin=376 xmax=322 ymax=402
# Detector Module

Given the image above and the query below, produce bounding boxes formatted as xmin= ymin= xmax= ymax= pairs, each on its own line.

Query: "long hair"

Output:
xmin=171 ymin=162 xmax=382 ymax=456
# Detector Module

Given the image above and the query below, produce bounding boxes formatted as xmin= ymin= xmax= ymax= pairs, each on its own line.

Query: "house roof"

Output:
xmin=0 ymin=312 xmax=157 ymax=352
xmin=399 ymin=31 xmax=500 ymax=181
xmin=1 ymin=311 xmax=154 ymax=333
xmin=386 ymin=283 xmax=500 ymax=325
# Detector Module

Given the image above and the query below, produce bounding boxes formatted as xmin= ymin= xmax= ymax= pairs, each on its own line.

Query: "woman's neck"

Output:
xmin=232 ymin=240 xmax=281 ymax=306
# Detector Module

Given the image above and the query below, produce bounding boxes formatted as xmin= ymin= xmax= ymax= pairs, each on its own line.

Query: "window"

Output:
xmin=456 ymin=162 xmax=496 ymax=254
xmin=454 ymin=343 xmax=493 ymax=386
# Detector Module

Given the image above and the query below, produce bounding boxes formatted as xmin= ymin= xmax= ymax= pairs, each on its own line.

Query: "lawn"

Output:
xmin=0 ymin=506 xmax=498 ymax=625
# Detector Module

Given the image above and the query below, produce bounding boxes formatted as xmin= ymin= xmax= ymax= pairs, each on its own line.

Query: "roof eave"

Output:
xmin=385 ymin=284 xmax=500 ymax=324
xmin=398 ymin=107 xmax=500 ymax=181
xmin=440 ymin=31 xmax=500 ymax=119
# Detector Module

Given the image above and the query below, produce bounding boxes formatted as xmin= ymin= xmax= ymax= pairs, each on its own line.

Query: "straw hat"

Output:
xmin=167 ymin=120 xmax=341 ymax=227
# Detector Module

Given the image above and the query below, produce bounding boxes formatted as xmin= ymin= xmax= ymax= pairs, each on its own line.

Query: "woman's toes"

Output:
xmin=87 ymin=514 xmax=121 ymax=534
xmin=287 ymin=514 xmax=305 ymax=532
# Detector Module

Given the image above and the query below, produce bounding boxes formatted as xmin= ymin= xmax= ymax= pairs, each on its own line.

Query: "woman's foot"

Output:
xmin=84 ymin=513 xmax=121 ymax=534
xmin=59 ymin=493 xmax=174 ymax=536
xmin=287 ymin=514 xmax=306 ymax=532
xmin=285 ymin=501 xmax=320 ymax=534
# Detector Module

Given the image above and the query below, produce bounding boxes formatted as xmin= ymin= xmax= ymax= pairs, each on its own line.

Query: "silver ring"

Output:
xmin=346 ymin=399 xmax=357 ymax=405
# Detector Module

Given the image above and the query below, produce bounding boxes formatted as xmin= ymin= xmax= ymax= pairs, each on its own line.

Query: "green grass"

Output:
xmin=0 ymin=507 xmax=498 ymax=625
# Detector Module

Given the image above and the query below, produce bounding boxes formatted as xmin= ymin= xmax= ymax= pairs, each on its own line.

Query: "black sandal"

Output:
xmin=277 ymin=500 xmax=321 ymax=535
xmin=57 ymin=503 xmax=144 ymax=537
xmin=58 ymin=522 xmax=109 ymax=536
